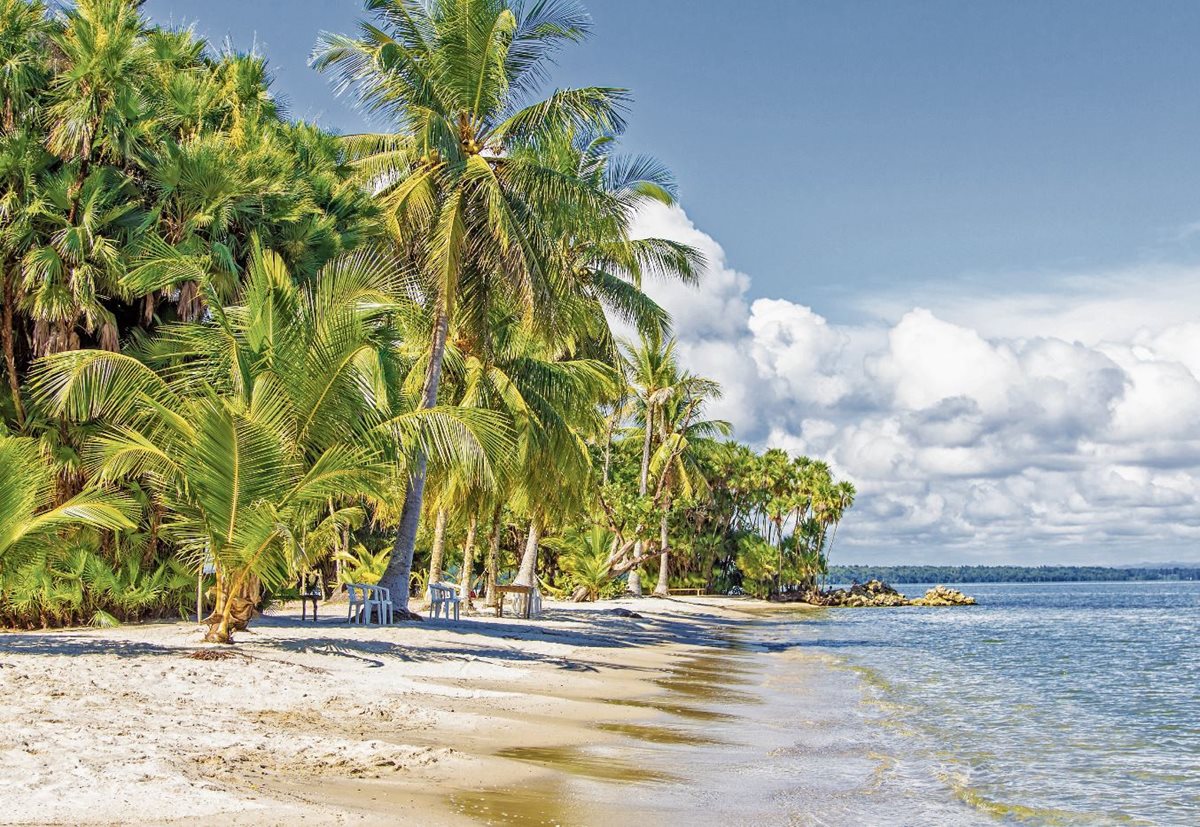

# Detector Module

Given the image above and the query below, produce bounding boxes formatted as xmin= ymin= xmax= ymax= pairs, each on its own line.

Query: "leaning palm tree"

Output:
xmin=32 ymin=245 xmax=508 ymax=640
xmin=313 ymin=0 xmax=675 ymax=615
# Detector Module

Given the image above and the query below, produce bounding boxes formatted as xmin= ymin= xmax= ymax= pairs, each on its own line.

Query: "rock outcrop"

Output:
xmin=805 ymin=579 xmax=910 ymax=607
xmin=802 ymin=580 xmax=976 ymax=607
xmin=910 ymin=585 xmax=977 ymax=606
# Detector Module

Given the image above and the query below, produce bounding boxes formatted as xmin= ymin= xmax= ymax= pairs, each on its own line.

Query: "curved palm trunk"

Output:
xmin=427 ymin=508 xmax=448 ymax=585
xmin=628 ymin=405 xmax=654 ymax=596
xmin=822 ymin=520 xmax=841 ymax=589
xmin=485 ymin=505 xmax=502 ymax=608
xmin=203 ymin=567 xmax=258 ymax=644
xmin=378 ymin=308 xmax=450 ymax=619
xmin=653 ymin=511 xmax=671 ymax=596
xmin=458 ymin=516 xmax=478 ymax=609
xmin=515 ymin=516 xmax=541 ymax=587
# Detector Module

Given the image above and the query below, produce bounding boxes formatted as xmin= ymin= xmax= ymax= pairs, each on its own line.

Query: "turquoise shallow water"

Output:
xmin=786 ymin=581 xmax=1200 ymax=824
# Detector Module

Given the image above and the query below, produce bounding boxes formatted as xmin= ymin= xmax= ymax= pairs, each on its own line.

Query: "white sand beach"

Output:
xmin=0 ymin=597 xmax=788 ymax=826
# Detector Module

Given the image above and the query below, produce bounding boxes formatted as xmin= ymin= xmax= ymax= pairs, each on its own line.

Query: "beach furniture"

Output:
xmin=346 ymin=583 xmax=392 ymax=625
xmin=298 ymin=572 xmax=323 ymax=621
xmin=668 ymin=587 xmax=705 ymax=596
xmin=427 ymin=582 xmax=462 ymax=620
xmin=495 ymin=584 xmax=537 ymax=619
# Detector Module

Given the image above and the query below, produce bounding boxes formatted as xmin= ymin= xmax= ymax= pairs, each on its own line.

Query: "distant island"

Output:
xmin=828 ymin=565 xmax=1200 ymax=583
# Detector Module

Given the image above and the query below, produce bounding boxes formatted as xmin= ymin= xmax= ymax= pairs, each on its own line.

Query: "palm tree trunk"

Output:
xmin=627 ymin=404 xmax=654 ymax=596
xmin=378 ymin=307 xmax=450 ymax=619
xmin=653 ymin=511 xmax=671 ymax=596
xmin=702 ymin=535 xmax=717 ymax=592
xmin=639 ymin=406 xmax=653 ymax=494
xmin=601 ymin=396 xmax=623 ymax=485
xmin=1 ymin=267 xmax=25 ymax=428
xmin=204 ymin=568 xmax=256 ymax=643
xmin=427 ymin=508 xmax=448 ymax=585
xmin=485 ymin=504 xmax=502 ymax=608
xmin=627 ymin=556 xmax=644 ymax=596
xmin=515 ymin=516 xmax=541 ymax=587
xmin=458 ymin=516 xmax=478 ymax=609
xmin=823 ymin=520 xmax=841 ymax=589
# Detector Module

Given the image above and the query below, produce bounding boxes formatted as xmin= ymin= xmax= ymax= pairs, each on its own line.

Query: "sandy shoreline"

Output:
xmin=0 ymin=596 xmax=800 ymax=825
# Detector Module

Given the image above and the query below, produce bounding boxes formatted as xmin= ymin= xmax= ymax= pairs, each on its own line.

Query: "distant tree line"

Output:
xmin=828 ymin=565 xmax=1200 ymax=584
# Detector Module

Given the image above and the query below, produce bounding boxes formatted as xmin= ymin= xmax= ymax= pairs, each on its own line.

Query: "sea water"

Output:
xmin=726 ymin=581 xmax=1200 ymax=825
xmin=459 ymin=582 xmax=1199 ymax=825
xmin=791 ymin=581 xmax=1200 ymax=825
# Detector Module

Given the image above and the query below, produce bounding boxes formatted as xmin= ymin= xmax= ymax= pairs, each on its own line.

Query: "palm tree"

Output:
xmin=0 ymin=0 xmax=53 ymax=423
xmin=22 ymin=165 xmax=142 ymax=354
xmin=551 ymin=523 xmax=619 ymax=601
xmin=0 ymin=433 xmax=136 ymax=573
xmin=620 ymin=327 xmax=678 ymax=594
xmin=818 ymin=479 xmax=856 ymax=586
xmin=45 ymin=0 xmax=152 ymax=176
xmin=31 ymin=245 xmax=508 ymax=640
xmin=448 ymin=309 xmax=618 ymax=591
xmin=313 ymin=0 xmax=653 ymax=615
xmin=647 ymin=374 xmax=729 ymax=596
xmin=0 ymin=125 xmax=49 ymax=424
xmin=0 ymin=0 xmax=51 ymax=134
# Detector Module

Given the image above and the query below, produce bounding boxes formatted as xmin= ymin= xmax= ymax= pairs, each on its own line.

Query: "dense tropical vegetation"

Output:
xmin=0 ymin=0 xmax=856 ymax=639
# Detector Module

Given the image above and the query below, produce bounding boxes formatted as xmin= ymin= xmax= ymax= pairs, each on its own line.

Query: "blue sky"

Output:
xmin=143 ymin=0 xmax=1200 ymax=319
xmin=140 ymin=1 xmax=1200 ymax=564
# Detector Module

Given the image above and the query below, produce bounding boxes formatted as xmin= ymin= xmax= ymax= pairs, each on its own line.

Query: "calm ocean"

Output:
xmin=747 ymin=581 xmax=1200 ymax=825
xmin=461 ymin=582 xmax=1200 ymax=825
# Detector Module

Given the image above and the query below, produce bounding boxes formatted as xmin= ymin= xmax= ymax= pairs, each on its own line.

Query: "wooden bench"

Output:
xmin=668 ymin=588 xmax=705 ymax=596
xmin=427 ymin=582 xmax=462 ymax=620
xmin=495 ymin=584 xmax=534 ymax=619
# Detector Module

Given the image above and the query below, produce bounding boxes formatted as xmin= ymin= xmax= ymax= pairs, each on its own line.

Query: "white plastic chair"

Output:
xmin=427 ymin=582 xmax=462 ymax=620
xmin=366 ymin=584 xmax=392 ymax=624
xmin=347 ymin=583 xmax=392 ymax=625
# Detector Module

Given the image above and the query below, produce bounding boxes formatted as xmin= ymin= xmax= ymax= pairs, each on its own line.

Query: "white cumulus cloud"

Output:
xmin=631 ymin=202 xmax=1200 ymax=564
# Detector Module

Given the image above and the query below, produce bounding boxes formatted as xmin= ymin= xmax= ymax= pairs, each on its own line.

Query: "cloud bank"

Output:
xmin=632 ymin=204 xmax=1200 ymax=564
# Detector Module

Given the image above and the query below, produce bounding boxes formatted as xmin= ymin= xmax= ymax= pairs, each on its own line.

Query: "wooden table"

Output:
xmin=299 ymin=593 xmax=321 ymax=621
xmin=668 ymin=588 xmax=705 ymax=596
xmin=495 ymin=584 xmax=534 ymax=619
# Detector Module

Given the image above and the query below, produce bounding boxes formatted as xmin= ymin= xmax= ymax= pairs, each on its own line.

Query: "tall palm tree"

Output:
xmin=620 ymin=327 xmax=678 ymax=594
xmin=817 ymin=479 xmax=856 ymax=585
xmin=314 ymin=0 xmax=660 ymax=614
xmin=647 ymin=374 xmax=729 ymax=596
xmin=447 ymin=309 xmax=617 ymax=590
xmin=0 ymin=0 xmax=53 ymax=423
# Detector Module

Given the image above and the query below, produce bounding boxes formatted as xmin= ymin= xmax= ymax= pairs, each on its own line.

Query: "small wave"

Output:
xmin=945 ymin=772 xmax=1151 ymax=826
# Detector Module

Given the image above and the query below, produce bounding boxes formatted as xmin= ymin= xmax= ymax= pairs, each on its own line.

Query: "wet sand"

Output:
xmin=0 ymin=596 xmax=819 ymax=825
